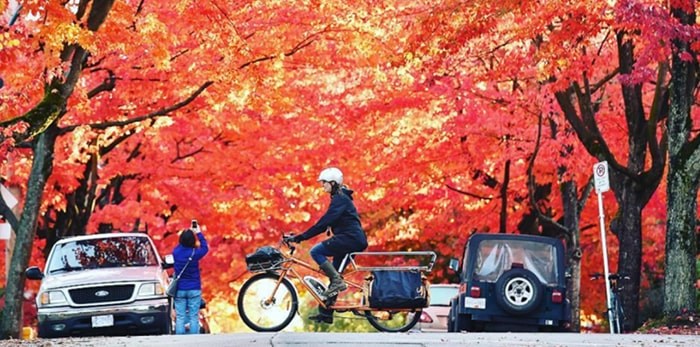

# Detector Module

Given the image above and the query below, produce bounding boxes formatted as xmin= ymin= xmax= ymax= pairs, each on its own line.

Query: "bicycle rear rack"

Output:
xmin=339 ymin=251 xmax=437 ymax=273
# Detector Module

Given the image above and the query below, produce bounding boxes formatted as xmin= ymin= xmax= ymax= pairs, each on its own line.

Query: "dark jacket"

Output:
xmin=298 ymin=187 xmax=368 ymax=255
xmin=173 ymin=232 xmax=209 ymax=291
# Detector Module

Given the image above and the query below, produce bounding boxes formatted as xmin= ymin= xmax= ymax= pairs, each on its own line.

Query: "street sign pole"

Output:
xmin=593 ymin=161 xmax=615 ymax=334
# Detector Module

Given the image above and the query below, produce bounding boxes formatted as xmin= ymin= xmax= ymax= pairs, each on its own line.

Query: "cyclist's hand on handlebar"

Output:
xmin=283 ymin=234 xmax=301 ymax=244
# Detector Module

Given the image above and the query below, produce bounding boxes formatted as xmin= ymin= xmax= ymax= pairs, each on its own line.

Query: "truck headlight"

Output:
xmin=39 ymin=291 xmax=68 ymax=306
xmin=138 ymin=282 xmax=165 ymax=296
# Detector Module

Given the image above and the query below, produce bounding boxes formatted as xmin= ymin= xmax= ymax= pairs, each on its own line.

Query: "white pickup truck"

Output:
xmin=25 ymin=232 xmax=173 ymax=338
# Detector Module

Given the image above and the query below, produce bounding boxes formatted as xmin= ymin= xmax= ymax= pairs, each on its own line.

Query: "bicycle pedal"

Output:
xmin=324 ymin=290 xmax=341 ymax=298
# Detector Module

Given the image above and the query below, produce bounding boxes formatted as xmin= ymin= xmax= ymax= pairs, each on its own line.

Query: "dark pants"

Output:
xmin=310 ymin=242 xmax=345 ymax=268
xmin=310 ymin=243 xmax=342 ymax=317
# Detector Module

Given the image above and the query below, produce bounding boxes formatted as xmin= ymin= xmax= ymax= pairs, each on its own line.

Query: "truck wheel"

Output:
xmin=495 ymin=268 xmax=543 ymax=315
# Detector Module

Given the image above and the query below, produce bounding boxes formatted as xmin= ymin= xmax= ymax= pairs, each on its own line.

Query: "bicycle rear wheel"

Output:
xmin=364 ymin=309 xmax=421 ymax=332
xmin=238 ymin=273 xmax=298 ymax=332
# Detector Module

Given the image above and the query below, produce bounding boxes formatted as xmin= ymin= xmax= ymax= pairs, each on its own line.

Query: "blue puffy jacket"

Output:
xmin=298 ymin=187 xmax=368 ymax=255
xmin=172 ymin=232 xmax=208 ymax=290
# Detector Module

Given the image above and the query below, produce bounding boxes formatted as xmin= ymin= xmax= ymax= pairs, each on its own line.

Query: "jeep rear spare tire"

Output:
xmin=495 ymin=268 xmax=542 ymax=314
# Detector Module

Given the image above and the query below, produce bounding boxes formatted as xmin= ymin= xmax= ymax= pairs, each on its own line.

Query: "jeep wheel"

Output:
xmin=495 ymin=268 xmax=543 ymax=314
xmin=454 ymin=313 xmax=474 ymax=332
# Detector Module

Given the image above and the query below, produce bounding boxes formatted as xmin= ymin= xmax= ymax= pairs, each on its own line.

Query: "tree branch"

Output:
xmin=238 ymin=32 xmax=320 ymax=70
xmin=590 ymin=67 xmax=620 ymax=94
xmin=445 ymin=183 xmax=493 ymax=200
xmin=577 ymin=176 xmax=594 ymax=212
xmin=86 ymin=69 xmax=117 ymax=99
xmin=60 ymin=81 xmax=213 ymax=133
xmin=526 ymin=112 xmax=568 ymax=232
xmin=172 ymin=138 xmax=206 ymax=163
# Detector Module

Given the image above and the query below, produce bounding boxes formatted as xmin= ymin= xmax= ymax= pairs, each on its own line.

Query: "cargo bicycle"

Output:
xmin=237 ymin=235 xmax=436 ymax=332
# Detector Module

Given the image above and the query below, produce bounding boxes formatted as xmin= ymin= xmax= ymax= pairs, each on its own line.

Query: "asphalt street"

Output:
xmin=3 ymin=332 xmax=699 ymax=347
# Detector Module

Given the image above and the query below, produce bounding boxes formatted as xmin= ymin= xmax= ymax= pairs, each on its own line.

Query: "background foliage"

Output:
xmin=0 ymin=0 xmax=698 ymax=333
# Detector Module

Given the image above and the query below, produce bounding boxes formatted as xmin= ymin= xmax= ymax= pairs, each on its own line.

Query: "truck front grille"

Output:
xmin=69 ymin=284 xmax=135 ymax=304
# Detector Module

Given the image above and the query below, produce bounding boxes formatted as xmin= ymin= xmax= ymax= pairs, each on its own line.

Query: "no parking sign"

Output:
xmin=594 ymin=161 xmax=610 ymax=193
xmin=593 ymin=161 xmax=615 ymax=334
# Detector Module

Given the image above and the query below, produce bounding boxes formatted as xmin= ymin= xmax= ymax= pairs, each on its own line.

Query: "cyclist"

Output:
xmin=285 ymin=167 xmax=368 ymax=324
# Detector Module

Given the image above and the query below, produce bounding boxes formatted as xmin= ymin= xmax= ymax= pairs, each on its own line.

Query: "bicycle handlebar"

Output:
xmin=281 ymin=234 xmax=296 ymax=255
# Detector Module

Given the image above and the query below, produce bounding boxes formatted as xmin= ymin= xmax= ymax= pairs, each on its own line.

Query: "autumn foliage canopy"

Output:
xmin=0 ymin=0 xmax=698 ymax=332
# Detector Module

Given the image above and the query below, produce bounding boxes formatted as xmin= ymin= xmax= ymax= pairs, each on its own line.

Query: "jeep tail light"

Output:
xmin=459 ymin=283 xmax=467 ymax=294
xmin=552 ymin=290 xmax=563 ymax=304
xmin=470 ymin=286 xmax=481 ymax=298
xmin=419 ymin=311 xmax=433 ymax=323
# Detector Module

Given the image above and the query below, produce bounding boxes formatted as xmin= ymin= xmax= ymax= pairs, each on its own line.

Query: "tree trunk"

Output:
xmin=499 ymin=160 xmax=510 ymax=233
xmin=612 ymin=191 xmax=643 ymax=330
xmin=664 ymin=170 xmax=699 ymax=314
xmin=553 ymin=28 xmax=667 ymax=327
xmin=561 ymin=180 xmax=581 ymax=331
xmin=38 ymin=153 xmax=98 ymax=257
xmin=664 ymin=2 xmax=699 ymax=317
xmin=0 ymin=123 xmax=58 ymax=339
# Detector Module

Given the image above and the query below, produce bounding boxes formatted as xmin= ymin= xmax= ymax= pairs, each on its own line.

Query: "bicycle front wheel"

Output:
xmin=237 ymin=273 xmax=298 ymax=332
xmin=365 ymin=309 xmax=421 ymax=332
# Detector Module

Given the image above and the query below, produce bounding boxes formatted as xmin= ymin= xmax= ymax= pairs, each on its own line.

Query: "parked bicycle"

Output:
xmin=237 ymin=235 xmax=436 ymax=332
xmin=590 ymin=272 xmax=629 ymax=333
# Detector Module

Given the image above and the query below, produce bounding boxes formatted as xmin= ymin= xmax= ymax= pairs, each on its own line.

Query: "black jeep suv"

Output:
xmin=448 ymin=233 xmax=570 ymax=332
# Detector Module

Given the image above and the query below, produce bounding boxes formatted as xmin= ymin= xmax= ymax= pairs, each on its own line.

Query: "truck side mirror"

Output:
xmin=162 ymin=254 xmax=174 ymax=269
xmin=25 ymin=266 xmax=44 ymax=280
xmin=448 ymin=257 xmax=460 ymax=272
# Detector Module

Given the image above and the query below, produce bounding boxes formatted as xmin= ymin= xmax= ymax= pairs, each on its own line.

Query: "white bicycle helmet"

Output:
xmin=318 ymin=167 xmax=343 ymax=185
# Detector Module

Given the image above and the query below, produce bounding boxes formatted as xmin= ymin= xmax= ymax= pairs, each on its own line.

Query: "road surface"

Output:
xmin=2 ymin=332 xmax=699 ymax=347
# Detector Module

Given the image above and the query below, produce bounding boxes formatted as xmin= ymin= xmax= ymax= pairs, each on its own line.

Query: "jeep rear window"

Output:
xmin=472 ymin=239 xmax=558 ymax=285
xmin=47 ymin=236 xmax=158 ymax=274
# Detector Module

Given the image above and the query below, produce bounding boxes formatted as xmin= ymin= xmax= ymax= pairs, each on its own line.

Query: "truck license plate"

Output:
xmin=91 ymin=314 xmax=114 ymax=328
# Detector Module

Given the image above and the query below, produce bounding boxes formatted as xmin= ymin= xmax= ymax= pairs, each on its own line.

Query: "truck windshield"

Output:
xmin=472 ymin=239 xmax=558 ymax=285
xmin=47 ymin=236 xmax=158 ymax=274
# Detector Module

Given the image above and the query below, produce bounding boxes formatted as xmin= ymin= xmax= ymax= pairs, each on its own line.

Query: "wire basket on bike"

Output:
xmin=245 ymin=246 xmax=284 ymax=272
